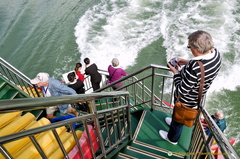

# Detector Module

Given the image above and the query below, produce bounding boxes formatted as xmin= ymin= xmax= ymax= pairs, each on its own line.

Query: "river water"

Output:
xmin=0 ymin=0 xmax=239 ymax=154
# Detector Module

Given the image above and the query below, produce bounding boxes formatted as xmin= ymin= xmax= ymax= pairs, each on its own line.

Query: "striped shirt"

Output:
xmin=174 ymin=48 xmax=221 ymax=108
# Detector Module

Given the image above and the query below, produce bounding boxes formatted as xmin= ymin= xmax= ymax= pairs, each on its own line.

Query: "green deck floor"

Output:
xmin=113 ymin=108 xmax=193 ymax=158
xmin=132 ymin=108 xmax=193 ymax=157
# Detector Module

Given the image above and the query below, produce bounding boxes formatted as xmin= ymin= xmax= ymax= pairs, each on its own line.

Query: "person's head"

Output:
xmin=84 ymin=58 xmax=90 ymax=65
xmin=75 ymin=63 xmax=82 ymax=72
xmin=188 ymin=30 xmax=214 ymax=54
xmin=67 ymin=72 xmax=76 ymax=83
xmin=214 ymin=111 xmax=225 ymax=121
xmin=30 ymin=72 xmax=49 ymax=87
xmin=112 ymin=58 xmax=119 ymax=67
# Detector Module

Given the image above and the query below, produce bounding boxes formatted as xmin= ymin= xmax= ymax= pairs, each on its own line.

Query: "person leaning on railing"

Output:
xmin=84 ymin=57 xmax=102 ymax=91
xmin=203 ymin=111 xmax=227 ymax=135
xmin=30 ymin=72 xmax=79 ymax=119
xmin=159 ymin=30 xmax=222 ymax=145
xmin=107 ymin=58 xmax=127 ymax=90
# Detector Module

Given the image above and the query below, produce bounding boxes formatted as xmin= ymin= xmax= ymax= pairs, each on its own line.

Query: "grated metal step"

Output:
xmin=123 ymin=145 xmax=169 ymax=159
xmin=118 ymin=152 xmax=138 ymax=159
xmin=132 ymin=140 xmax=184 ymax=159
xmin=114 ymin=108 xmax=192 ymax=159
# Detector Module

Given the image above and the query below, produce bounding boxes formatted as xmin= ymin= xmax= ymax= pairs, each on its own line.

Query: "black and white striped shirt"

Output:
xmin=174 ymin=48 xmax=221 ymax=108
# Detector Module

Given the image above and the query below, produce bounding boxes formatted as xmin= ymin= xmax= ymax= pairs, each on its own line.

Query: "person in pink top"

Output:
xmin=107 ymin=58 xmax=127 ymax=90
xmin=75 ymin=63 xmax=84 ymax=82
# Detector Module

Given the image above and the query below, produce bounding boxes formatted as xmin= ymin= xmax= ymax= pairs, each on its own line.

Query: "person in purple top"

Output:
xmin=107 ymin=58 xmax=127 ymax=90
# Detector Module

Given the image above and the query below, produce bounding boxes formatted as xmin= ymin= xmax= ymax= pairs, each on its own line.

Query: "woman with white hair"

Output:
xmin=107 ymin=58 xmax=127 ymax=90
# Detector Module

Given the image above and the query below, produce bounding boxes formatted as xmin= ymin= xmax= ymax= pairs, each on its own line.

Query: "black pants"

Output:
xmin=92 ymin=81 xmax=100 ymax=91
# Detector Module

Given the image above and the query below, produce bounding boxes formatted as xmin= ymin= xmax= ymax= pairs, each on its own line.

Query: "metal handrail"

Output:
xmin=0 ymin=57 xmax=238 ymax=158
xmin=189 ymin=109 xmax=239 ymax=159
xmin=95 ymin=65 xmax=239 ymax=158
xmin=96 ymin=64 xmax=174 ymax=113
xmin=0 ymin=57 xmax=40 ymax=98
xmin=0 ymin=91 xmax=131 ymax=159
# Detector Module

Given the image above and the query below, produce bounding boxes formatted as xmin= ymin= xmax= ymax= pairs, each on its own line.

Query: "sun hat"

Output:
xmin=30 ymin=72 xmax=49 ymax=84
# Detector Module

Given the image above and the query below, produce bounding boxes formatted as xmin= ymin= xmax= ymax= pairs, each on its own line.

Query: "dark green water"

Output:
xmin=0 ymin=0 xmax=239 ymax=154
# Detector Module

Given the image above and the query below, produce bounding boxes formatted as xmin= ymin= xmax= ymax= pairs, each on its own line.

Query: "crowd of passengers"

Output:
xmin=30 ymin=58 xmax=127 ymax=120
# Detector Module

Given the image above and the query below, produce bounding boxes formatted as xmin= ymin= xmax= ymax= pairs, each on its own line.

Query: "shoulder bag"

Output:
xmin=173 ymin=61 xmax=204 ymax=127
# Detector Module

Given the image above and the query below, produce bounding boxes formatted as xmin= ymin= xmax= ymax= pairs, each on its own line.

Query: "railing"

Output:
xmin=94 ymin=65 xmax=239 ymax=159
xmin=0 ymin=57 xmax=238 ymax=158
xmin=96 ymin=64 xmax=175 ymax=113
xmin=190 ymin=109 xmax=239 ymax=159
xmin=0 ymin=57 xmax=40 ymax=98
xmin=0 ymin=91 xmax=131 ymax=159
xmin=83 ymin=69 xmax=110 ymax=93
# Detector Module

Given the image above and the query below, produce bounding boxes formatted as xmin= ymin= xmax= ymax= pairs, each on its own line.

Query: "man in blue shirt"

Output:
xmin=213 ymin=112 xmax=227 ymax=132
xmin=205 ymin=111 xmax=227 ymax=135
xmin=31 ymin=72 xmax=79 ymax=119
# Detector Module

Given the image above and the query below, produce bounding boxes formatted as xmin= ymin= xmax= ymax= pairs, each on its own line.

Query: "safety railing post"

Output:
xmin=0 ymin=145 xmax=13 ymax=159
xmin=151 ymin=67 xmax=155 ymax=111
xmin=29 ymin=135 xmax=48 ymax=159
xmin=126 ymin=95 xmax=132 ymax=140
xmin=69 ymin=124 xmax=85 ymax=159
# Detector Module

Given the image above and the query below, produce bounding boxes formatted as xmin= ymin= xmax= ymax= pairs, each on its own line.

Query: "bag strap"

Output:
xmin=196 ymin=61 xmax=205 ymax=108
xmin=176 ymin=61 xmax=205 ymax=109
xmin=109 ymin=68 xmax=118 ymax=79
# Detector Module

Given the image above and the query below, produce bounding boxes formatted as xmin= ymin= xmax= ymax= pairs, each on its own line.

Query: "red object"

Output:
xmin=36 ymin=87 xmax=42 ymax=91
xmin=200 ymin=119 xmax=208 ymax=130
xmin=211 ymin=138 xmax=236 ymax=159
xmin=67 ymin=125 xmax=99 ymax=159
xmin=229 ymin=137 xmax=236 ymax=145
xmin=162 ymin=100 xmax=174 ymax=108
xmin=82 ymin=125 xmax=99 ymax=152
xmin=30 ymin=87 xmax=42 ymax=91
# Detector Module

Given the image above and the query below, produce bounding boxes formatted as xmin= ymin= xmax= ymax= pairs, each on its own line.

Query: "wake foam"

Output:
xmin=74 ymin=0 xmax=240 ymax=92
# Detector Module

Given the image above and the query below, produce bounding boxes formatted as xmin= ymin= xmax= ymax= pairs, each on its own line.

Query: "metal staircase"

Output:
xmin=0 ymin=57 xmax=238 ymax=159
xmin=0 ymin=76 xmax=29 ymax=100
xmin=0 ymin=57 xmax=41 ymax=100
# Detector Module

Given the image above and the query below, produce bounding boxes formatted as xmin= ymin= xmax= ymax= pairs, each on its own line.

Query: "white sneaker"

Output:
xmin=159 ymin=130 xmax=178 ymax=145
xmin=165 ymin=117 xmax=172 ymax=126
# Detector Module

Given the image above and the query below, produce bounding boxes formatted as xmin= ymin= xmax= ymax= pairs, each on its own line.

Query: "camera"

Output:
xmin=167 ymin=58 xmax=178 ymax=68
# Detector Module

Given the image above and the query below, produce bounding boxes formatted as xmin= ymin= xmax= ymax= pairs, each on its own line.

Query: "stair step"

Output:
xmin=1 ymin=88 xmax=19 ymax=99
xmin=131 ymin=140 xmax=184 ymax=159
xmin=0 ymin=84 xmax=12 ymax=98
xmin=118 ymin=152 xmax=137 ymax=159
xmin=134 ymin=109 xmax=192 ymax=154
xmin=122 ymin=146 xmax=170 ymax=159
xmin=0 ymin=79 xmax=6 ymax=89
xmin=0 ymin=82 xmax=28 ymax=99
